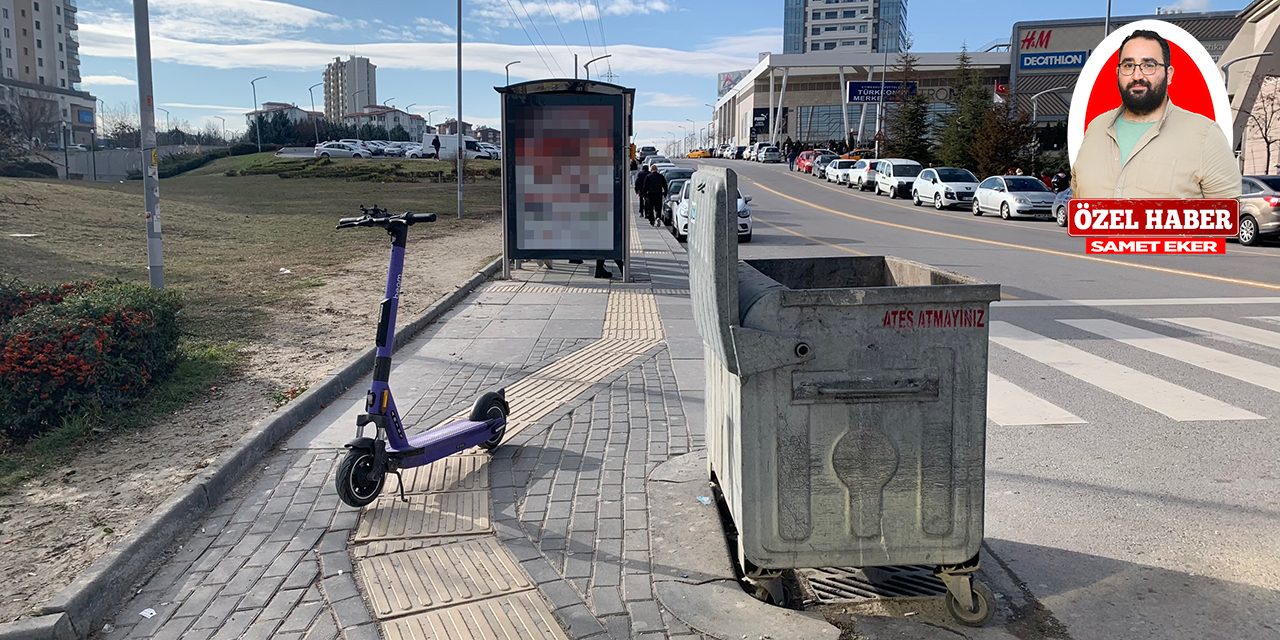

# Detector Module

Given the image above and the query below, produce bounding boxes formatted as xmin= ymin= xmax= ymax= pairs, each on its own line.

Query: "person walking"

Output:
xmin=633 ymin=165 xmax=650 ymax=218
xmin=642 ymin=164 xmax=668 ymax=226
xmin=787 ymin=148 xmax=800 ymax=171
xmin=431 ymin=135 xmax=441 ymax=158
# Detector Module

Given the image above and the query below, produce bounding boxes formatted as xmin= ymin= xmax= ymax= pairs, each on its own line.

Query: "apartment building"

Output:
xmin=342 ymin=105 xmax=428 ymax=139
xmin=322 ymin=55 xmax=376 ymax=122
xmin=0 ymin=0 xmax=97 ymax=146
xmin=783 ymin=0 xmax=907 ymax=54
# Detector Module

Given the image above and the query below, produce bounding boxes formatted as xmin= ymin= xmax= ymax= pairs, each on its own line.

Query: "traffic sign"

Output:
xmin=873 ymin=131 xmax=887 ymax=142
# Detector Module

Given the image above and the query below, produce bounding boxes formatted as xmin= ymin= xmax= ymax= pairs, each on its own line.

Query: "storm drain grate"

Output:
xmin=800 ymin=565 xmax=949 ymax=602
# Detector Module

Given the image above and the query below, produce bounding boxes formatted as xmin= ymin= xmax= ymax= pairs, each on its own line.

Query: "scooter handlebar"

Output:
xmin=406 ymin=212 xmax=437 ymax=224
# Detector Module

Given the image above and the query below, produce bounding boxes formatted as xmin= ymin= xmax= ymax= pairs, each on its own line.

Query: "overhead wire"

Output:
xmin=543 ymin=0 xmax=577 ymax=63
xmin=515 ymin=0 xmax=567 ymax=76
xmin=504 ymin=0 xmax=557 ymax=76
xmin=589 ymin=0 xmax=612 ymax=74
xmin=574 ymin=0 xmax=597 ymax=60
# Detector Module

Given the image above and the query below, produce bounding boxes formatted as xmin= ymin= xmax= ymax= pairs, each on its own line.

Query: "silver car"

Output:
xmin=758 ymin=147 xmax=782 ymax=163
xmin=1240 ymin=175 xmax=1280 ymax=246
xmin=973 ymin=176 xmax=1057 ymax=219
xmin=314 ymin=142 xmax=365 ymax=158
xmin=1053 ymin=188 xmax=1072 ymax=227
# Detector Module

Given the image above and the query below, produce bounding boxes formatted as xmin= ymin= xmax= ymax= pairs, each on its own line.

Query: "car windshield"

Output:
xmin=669 ymin=179 xmax=688 ymax=194
xmin=817 ymin=155 xmax=837 ymax=163
xmin=937 ymin=169 xmax=977 ymax=182
xmin=892 ymin=164 xmax=922 ymax=177
xmin=1006 ymin=177 xmax=1050 ymax=192
xmin=1257 ymin=177 xmax=1280 ymax=191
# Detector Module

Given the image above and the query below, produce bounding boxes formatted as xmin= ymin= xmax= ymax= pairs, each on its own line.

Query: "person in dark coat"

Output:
xmin=642 ymin=164 xmax=668 ymax=226
xmin=431 ymin=135 xmax=441 ymax=158
xmin=633 ymin=165 xmax=650 ymax=218
xmin=787 ymin=148 xmax=800 ymax=171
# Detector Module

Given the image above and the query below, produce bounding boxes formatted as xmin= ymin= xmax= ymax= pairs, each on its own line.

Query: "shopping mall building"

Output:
xmin=713 ymin=4 xmax=1278 ymax=171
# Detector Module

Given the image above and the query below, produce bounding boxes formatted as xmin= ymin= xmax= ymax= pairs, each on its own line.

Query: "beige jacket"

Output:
xmin=1071 ymin=101 xmax=1241 ymax=199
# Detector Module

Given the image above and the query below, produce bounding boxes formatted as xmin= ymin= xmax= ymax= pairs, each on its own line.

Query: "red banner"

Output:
xmin=1084 ymin=238 xmax=1227 ymax=255
xmin=1067 ymin=199 xmax=1239 ymax=237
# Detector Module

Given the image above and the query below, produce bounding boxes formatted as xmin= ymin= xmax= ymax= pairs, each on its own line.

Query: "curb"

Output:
xmin=4 ymin=258 xmax=503 ymax=640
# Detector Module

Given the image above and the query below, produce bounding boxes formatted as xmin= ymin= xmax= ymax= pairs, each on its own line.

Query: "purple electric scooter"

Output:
xmin=333 ymin=205 xmax=508 ymax=508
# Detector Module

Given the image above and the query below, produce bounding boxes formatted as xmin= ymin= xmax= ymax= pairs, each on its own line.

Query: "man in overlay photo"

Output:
xmin=1071 ymin=29 xmax=1241 ymax=199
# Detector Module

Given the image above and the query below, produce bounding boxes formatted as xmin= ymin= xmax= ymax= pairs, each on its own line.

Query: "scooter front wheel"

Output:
xmin=336 ymin=448 xmax=385 ymax=507
xmin=471 ymin=392 xmax=509 ymax=451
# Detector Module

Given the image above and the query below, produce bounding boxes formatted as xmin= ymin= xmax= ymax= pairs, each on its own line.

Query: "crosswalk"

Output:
xmin=986 ymin=316 xmax=1280 ymax=426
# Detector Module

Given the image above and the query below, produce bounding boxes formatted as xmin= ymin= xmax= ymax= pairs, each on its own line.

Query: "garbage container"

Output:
xmin=688 ymin=167 xmax=1001 ymax=626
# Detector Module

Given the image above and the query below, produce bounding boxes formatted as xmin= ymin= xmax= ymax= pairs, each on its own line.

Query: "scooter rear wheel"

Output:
xmin=472 ymin=394 xmax=509 ymax=451
xmin=336 ymin=449 xmax=384 ymax=507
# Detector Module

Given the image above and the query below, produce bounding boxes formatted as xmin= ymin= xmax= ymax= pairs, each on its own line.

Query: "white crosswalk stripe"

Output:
xmin=1061 ymin=319 xmax=1280 ymax=396
xmin=986 ymin=372 xmax=1085 ymax=426
xmin=989 ymin=321 xmax=1263 ymax=422
xmin=1161 ymin=317 xmax=1280 ymax=352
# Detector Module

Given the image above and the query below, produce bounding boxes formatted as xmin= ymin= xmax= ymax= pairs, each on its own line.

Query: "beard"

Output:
xmin=1118 ymin=75 xmax=1168 ymax=116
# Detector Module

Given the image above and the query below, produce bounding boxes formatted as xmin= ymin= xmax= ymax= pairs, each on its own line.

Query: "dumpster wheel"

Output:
xmin=944 ymin=579 xmax=994 ymax=626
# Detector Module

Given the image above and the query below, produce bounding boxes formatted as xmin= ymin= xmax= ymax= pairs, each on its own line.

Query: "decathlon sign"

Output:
xmin=1020 ymin=50 xmax=1090 ymax=70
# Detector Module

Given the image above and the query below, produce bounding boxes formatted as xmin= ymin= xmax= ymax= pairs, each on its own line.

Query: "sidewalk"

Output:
xmin=90 ymin=216 xmax=715 ymax=640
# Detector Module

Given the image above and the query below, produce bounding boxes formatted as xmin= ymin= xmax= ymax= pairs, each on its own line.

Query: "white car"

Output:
xmin=972 ymin=175 xmax=1058 ymax=219
xmin=872 ymin=159 xmax=924 ymax=199
xmin=911 ymin=167 xmax=980 ymax=209
xmin=758 ymin=147 xmax=782 ymax=163
xmin=671 ymin=182 xmax=753 ymax=243
xmin=825 ymin=159 xmax=858 ymax=184
xmin=479 ymin=142 xmax=501 ymax=159
xmin=847 ymin=159 xmax=875 ymax=190
xmin=314 ymin=142 xmax=366 ymax=158
xmin=339 ymin=139 xmax=374 ymax=155
xmin=404 ymin=143 xmax=434 ymax=159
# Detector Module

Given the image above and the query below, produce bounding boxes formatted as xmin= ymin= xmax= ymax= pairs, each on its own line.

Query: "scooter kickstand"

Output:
xmin=388 ymin=469 xmax=408 ymax=503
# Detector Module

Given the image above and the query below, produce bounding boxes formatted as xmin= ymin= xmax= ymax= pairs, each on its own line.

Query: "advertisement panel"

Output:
xmin=718 ymin=70 xmax=749 ymax=97
xmin=500 ymin=84 xmax=632 ymax=262
xmin=847 ymin=81 xmax=917 ymax=103
xmin=751 ymin=107 xmax=789 ymax=133
xmin=77 ymin=109 xmax=94 ymax=124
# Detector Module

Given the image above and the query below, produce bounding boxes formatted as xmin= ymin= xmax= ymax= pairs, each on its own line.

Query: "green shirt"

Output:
xmin=1115 ymin=117 xmax=1156 ymax=166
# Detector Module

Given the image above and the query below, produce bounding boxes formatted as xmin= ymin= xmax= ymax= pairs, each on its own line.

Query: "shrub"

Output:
xmin=229 ymin=143 xmax=281 ymax=156
xmin=0 ymin=279 xmax=96 ymax=324
xmin=158 ymin=150 xmax=225 ymax=178
xmin=0 ymin=282 xmax=182 ymax=444
xmin=0 ymin=162 xmax=58 ymax=178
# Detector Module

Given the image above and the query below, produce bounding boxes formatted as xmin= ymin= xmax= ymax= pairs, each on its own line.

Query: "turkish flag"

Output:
xmin=996 ymin=82 xmax=1009 ymax=94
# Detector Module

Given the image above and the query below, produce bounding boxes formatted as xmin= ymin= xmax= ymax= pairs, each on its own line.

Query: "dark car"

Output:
xmin=1240 ymin=175 xmax=1280 ymax=246
xmin=733 ymin=146 xmax=747 ymax=159
xmin=660 ymin=167 xmax=695 ymax=183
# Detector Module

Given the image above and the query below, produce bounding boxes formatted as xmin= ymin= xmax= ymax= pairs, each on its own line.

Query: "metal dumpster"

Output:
xmin=687 ymin=166 xmax=1001 ymax=626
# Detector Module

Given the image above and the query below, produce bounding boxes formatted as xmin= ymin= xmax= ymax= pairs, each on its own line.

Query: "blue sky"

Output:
xmin=76 ymin=0 xmax=1238 ymax=148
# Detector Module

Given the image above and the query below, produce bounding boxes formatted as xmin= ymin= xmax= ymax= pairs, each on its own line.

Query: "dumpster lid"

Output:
xmin=687 ymin=166 xmax=741 ymax=374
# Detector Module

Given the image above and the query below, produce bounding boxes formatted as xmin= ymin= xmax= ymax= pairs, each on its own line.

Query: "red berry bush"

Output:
xmin=0 ymin=281 xmax=182 ymax=444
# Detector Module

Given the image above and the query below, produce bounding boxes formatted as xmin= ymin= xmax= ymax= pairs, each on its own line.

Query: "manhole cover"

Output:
xmin=800 ymin=565 xmax=948 ymax=602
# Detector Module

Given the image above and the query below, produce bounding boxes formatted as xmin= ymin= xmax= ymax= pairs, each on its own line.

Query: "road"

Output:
xmin=691 ymin=158 xmax=1280 ymax=640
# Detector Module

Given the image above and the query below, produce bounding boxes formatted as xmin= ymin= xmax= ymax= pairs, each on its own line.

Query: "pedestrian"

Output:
xmin=787 ymin=147 xmax=800 ymax=171
xmin=1015 ymin=168 xmax=1024 ymax=176
xmin=633 ymin=164 xmax=650 ymax=217
xmin=642 ymin=164 xmax=668 ymax=226
xmin=630 ymin=158 xmax=638 ymax=172
xmin=1004 ymin=168 xmax=1016 ymax=176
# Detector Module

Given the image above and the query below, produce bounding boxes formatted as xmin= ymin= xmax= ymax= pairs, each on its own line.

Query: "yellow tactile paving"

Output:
xmin=358 ymin=537 xmax=533 ymax=619
xmin=354 ymin=490 xmax=491 ymax=542
xmin=381 ymin=591 xmax=569 ymax=640
xmin=351 ymin=536 xmax=491 ymax=559
xmin=394 ymin=454 xmax=489 ymax=494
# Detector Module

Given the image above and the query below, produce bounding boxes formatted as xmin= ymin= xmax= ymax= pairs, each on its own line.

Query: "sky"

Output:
xmin=75 ymin=0 xmax=1237 ymax=148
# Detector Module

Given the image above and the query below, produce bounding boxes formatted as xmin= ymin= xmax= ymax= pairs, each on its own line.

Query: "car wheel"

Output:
xmin=1239 ymin=215 xmax=1261 ymax=246
xmin=1055 ymin=205 xmax=1068 ymax=227
xmin=912 ymin=191 xmax=922 ymax=206
xmin=972 ymin=199 xmax=983 ymax=216
xmin=740 ymin=232 xmax=752 ymax=243
xmin=935 ymin=193 xmax=945 ymax=210
xmin=1000 ymin=202 xmax=1011 ymax=220
xmin=320 ymin=152 xmax=330 ymax=157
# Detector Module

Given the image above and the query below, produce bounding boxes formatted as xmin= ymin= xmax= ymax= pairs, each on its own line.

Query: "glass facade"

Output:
xmin=784 ymin=0 xmax=805 ymax=54
xmin=876 ymin=0 xmax=908 ymax=54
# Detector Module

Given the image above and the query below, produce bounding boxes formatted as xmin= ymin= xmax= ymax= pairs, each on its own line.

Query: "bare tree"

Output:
xmin=15 ymin=97 xmax=59 ymax=146
xmin=100 ymin=101 xmax=141 ymax=149
xmin=1247 ymin=76 xmax=1279 ymax=175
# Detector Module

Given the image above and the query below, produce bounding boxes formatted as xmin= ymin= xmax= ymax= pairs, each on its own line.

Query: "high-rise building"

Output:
xmin=0 ymin=0 xmax=98 ymax=146
xmin=322 ymin=55 xmax=376 ymax=121
xmin=782 ymin=0 xmax=908 ymax=55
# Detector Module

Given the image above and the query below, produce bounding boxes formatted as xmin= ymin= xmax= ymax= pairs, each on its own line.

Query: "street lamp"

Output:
xmin=61 ymin=121 xmax=69 ymax=178
xmin=584 ymin=54 xmax=611 ymax=81
xmin=156 ymin=107 xmax=170 ymax=146
xmin=427 ymin=109 xmax=438 ymax=130
xmin=250 ymin=75 xmax=267 ymax=152
xmin=214 ymin=116 xmax=226 ymax=152
xmin=307 ymin=82 xmax=323 ymax=145
xmin=505 ymin=60 xmax=521 ymax=86
xmin=89 ymin=127 xmax=98 ymax=180
xmin=1221 ymin=52 xmax=1273 ymax=86
xmin=1030 ymin=86 xmax=1069 ymax=126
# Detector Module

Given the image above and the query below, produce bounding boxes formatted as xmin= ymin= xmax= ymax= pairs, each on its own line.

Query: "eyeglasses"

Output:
xmin=1118 ymin=62 xmax=1168 ymax=76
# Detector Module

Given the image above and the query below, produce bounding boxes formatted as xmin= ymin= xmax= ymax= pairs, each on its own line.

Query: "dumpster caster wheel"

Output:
xmin=945 ymin=579 xmax=995 ymax=627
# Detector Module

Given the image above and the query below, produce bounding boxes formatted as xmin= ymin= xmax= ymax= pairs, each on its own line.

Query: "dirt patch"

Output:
xmin=0 ymin=211 xmax=499 ymax=622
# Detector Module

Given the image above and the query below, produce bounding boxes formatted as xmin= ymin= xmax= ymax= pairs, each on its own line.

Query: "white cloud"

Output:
xmin=632 ymin=119 xmax=714 ymax=148
xmin=160 ymin=102 xmax=253 ymax=114
xmin=467 ymin=0 xmax=671 ymax=32
xmin=376 ymin=17 xmax=456 ymax=42
xmin=643 ymin=93 xmax=704 ymax=108
xmin=1160 ymin=0 xmax=1211 ymax=11
xmin=699 ymin=28 xmax=781 ymax=58
xmin=600 ymin=0 xmax=673 ymax=16
xmin=82 ymin=0 xmax=339 ymax=45
xmin=80 ymin=74 xmax=136 ymax=86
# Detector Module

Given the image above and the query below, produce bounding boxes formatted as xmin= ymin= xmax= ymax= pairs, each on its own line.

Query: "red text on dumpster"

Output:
xmin=882 ymin=309 xmax=986 ymax=329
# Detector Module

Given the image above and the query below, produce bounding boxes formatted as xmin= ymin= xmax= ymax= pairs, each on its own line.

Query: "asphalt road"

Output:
xmin=692 ymin=158 xmax=1280 ymax=640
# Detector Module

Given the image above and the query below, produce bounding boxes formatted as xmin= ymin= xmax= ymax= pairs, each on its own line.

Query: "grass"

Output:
xmin=0 ymin=167 xmax=502 ymax=491
xmin=0 ymin=342 xmax=237 ymax=494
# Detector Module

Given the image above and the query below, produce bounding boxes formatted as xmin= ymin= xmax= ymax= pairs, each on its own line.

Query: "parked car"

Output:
xmin=315 ymin=141 xmax=366 ymax=158
xmin=68 ymin=143 xmax=87 ymax=152
xmin=1053 ymin=188 xmax=1072 ymax=227
xmin=758 ymin=146 xmax=782 ymax=163
xmin=911 ymin=167 xmax=979 ymax=209
xmin=338 ymin=139 xmax=374 ymax=155
xmin=824 ymin=159 xmax=858 ymax=184
xmin=671 ymin=182 xmax=754 ymax=243
xmin=1240 ymin=176 xmax=1280 ymax=246
xmin=479 ymin=142 xmax=502 ymax=160
xmin=872 ymin=159 xmax=924 ymax=198
xmin=843 ymin=159 xmax=871 ymax=189
xmin=639 ymin=145 xmax=657 ymax=159
xmin=812 ymin=154 xmax=840 ymax=179
xmin=645 ymin=155 xmax=670 ymax=166
xmin=659 ymin=167 xmax=695 ymax=184
xmin=796 ymin=151 xmax=816 ymax=173
xmin=973 ymin=175 xmax=1057 ymax=219
xmin=662 ymin=178 xmax=690 ymax=226
xmin=733 ymin=146 xmax=747 ymax=159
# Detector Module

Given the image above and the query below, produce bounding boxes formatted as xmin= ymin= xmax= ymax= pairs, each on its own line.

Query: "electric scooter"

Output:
xmin=333 ymin=205 xmax=508 ymax=508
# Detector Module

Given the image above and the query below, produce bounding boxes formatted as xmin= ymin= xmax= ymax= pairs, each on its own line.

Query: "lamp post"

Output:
xmin=505 ymin=60 xmax=521 ymax=85
xmin=61 ymin=121 xmax=69 ymax=178
xmin=456 ymin=0 xmax=464 ymax=219
xmin=1030 ymin=86 xmax=1069 ymax=127
xmin=1104 ymin=0 xmax=1112 ymax=38
xmin=252 ymin=74 xmax=270 ymax=152
xmin=584 ymin=54 xmax=611 ymax=81
xmin=156 ymin=106 xmax=170 ymax=146
xmin=678 ymin=125 xmax=688 ymax=156
xmin=1221 ymin=52 xmax=1273 ymax=86
xmin=214 ymin=116 xmax=226 ymax=153
xmin=307 ymin=82 xmax=323 ymax=145
xmin=89 ymin=127 xmax=97 ymax=180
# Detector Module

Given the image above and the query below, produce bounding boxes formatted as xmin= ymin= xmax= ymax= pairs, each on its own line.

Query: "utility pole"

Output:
xmin=134 ymin=0 xmax=164 ymax=288
xmin=90 ymin=127 xmax=98 ymax=180
xmin=61 ymin=122 xmax=69 ymax=178
xmin=157 ymin=106 xmax=170 ymax=146
xmin=506 ymin=60 xmax=521 ymax=86
xmin=308 ymin=82 xmax=323 ymax=145
xmin=457 ymin=0 xmax=464 ymax=219
xmin=251 ymin=75 xmax=267 ymax=152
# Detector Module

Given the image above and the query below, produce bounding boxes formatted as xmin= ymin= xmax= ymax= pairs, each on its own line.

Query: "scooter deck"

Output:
xmin=388 ymin=418 xmax=505 ymax=468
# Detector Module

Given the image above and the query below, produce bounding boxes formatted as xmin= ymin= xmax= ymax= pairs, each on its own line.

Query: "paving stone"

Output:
xmin=622 ymin=574 xmax=652 ymax=602
xmin=320 ymin=574 xmax=360 ymax=603
xmin=277 ymin=600 xmax=323 ymax=633
xmin=260 ymin=587 xmax=307 ymax=621
xmin=282 ymin=558 xmax=320 ymax=591
xmin=590 ymin=587 xmax=626 ymax=617
xmin=318 ymin=551 xmax=353 ymax=578
xmin=210 ymin=609 xmax=258 ymax=640
xmin=554 ymin=603 xmax=607 ymax=638
xmin=301 ymin=607 xmax=339 ymax=640
xmin=191 ymin=595 xmax=242 ymax=629
xmin=328 ymin=590 xmax=374 ymax=629
xmin=542 ymin=579 xmax=584 ymax=610
xmin=628 ymin=600 xmax=665 ymax=634
xmin=221 ymin=563 xmax=268 ymax=596
xmin=173 ymin=585 xmax=219 ymax=619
